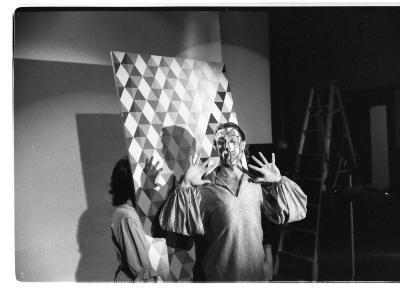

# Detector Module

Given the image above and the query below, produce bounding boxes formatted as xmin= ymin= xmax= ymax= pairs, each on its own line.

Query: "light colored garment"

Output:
xmin=159 ymin=174 xmax=307 ymax=281
xmin=111 ymin=204 xmax=158 ymax=282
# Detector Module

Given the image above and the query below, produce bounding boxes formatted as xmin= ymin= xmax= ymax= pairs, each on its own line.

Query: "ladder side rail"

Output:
xmin=293 ymin=87 xmax=315 ymax=178
xmin=335 ymin=86 xmax=357 ymax=167
xmin=311 ymin=83 xmax=335 ymax=281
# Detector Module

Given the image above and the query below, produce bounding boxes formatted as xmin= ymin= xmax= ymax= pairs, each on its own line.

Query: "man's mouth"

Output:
xmin=221 ymin=151 xmax=239 ymax=163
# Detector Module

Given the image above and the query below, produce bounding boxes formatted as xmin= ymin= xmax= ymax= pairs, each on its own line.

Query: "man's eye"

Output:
xmin=229 ymin=138 xmax=238 ymax=144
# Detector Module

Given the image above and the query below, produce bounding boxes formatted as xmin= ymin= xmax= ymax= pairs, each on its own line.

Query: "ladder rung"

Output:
xmin=278 ymin=250 xmax=314 ymax=263
xmin=287 ymin=226 xmax=317 ymax=235
xmin=309 ymin=104 xmax=329 ymax=109
xmin=304 ymin=129 xmax=325 ymax=133
xmin=333 ymin=107 xmax=343 ymax=114
xmin=299 ymin=153 xmax=324 ymax=157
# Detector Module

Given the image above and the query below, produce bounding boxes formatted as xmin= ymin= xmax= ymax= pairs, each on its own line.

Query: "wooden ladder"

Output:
xmin=273 ymin=81 xmax=356 ymax=281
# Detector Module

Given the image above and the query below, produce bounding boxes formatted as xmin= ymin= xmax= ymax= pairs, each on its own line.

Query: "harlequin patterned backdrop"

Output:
xmin=110 ymin=52 xmax=242 ymax=281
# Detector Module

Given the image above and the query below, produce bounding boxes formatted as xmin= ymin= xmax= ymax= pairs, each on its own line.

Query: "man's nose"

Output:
xmin=228 ymin=142 xmax=235 ymax=151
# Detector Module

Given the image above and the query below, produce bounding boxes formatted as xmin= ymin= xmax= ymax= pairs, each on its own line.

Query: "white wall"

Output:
xmin=14 ymin=10 xmax=271 ymax=281
xmin=220 ymin=11 xmax=272 ymax=144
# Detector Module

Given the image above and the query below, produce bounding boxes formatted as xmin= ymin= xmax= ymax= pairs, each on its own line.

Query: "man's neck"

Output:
xmin=218 ymin=164 xmax=243 ymax=180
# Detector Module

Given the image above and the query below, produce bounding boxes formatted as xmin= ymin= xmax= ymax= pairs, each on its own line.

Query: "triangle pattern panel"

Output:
xmin=110 ymin=51 xmax=243 ymax=281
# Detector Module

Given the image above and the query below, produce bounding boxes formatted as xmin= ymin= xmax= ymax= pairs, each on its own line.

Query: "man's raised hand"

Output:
xmin=248 ymin=152 xmax=282 ymax=183
xmin=182 ymin=153 xmax=218 ymax=187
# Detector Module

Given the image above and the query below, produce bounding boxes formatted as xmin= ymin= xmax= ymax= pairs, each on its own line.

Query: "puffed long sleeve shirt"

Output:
xmin=159 ymin=173 xmax=307 ymax=281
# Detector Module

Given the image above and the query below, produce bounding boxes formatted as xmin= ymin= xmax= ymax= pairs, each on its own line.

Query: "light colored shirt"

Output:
xmin=159 ymin=173 xmax=307 ymax=281
xmin=111 ymin=204 xmax=158 ymax=282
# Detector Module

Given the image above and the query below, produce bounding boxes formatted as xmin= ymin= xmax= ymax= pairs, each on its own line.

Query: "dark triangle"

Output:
xmin=152 ymin=88 xmax=162 ymax=98
xmin=156 ymin=111 xmax=166 ymax=122
xmin=208 ymin=113 xmax=218 ymax=124
xmin=211 ymin=148 xmax=219 ymax=157
xmin=144 ymin=77 xmax=154 ymax=88
xmin=122 ymin=63 xmax=134 ymax=75
xmin=148 ymin=65 xmax=158 ymax=76
xmin=139 ymin=115 xmax=150 ymax=125
xmin=164 ymin=79 xmax=174 ymax=89
xmin=122 ymin=53 xmax=135 ymax=65
xmin=121 ymin=112 xmax=129 ymax=125
xmin=159 ymin=57 xmax=170 ymax=67
xmin=216 ymin=101 xmax=224 ymax=110
xmin=218 ymin=91 xmax=226 ymax=100
xmin=206 ymin=125 xmax=215 ymax=135
xmin=148 ymin=100 xmax=159 ymax=110
xmin=135 ymin=90 xmax=146 ymax=101
xmin=147 ymin=89 xmax=158 ymax=101
xmin=167 ymin=70 xmax=177 ymax=79
xmin=171 ymin=92 xmax=180 ymax=101
xmin=168 ymin=103 xmax=178 ymax=113
xmin=130 ymin=66 xmax=142 ymax=77
xmin=117 ymin=86 xmax=124 ymax=97
xmin=125 ymin=78 xmax=136 ymax=88
xmin=131 ymin=100 xmax=146 ymax=112
xmin=126 ymin=87 xmax=137 ymax=98
xmin=143 ymin=139 xmax=154 ymax=149
xmin=134 ymin=127 xmax=146 ymax=137
xmin=139 ymin=151 xmax=148 ymax=163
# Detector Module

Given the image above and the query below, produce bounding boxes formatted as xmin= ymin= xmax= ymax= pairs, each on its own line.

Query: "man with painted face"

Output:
xmin=159 ymin=122 xmax=307 ymax=281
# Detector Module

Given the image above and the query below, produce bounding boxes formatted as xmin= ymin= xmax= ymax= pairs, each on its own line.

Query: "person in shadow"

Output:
xmin=109 ymin=156 xmax=161 ymax=282
xmin=149 ymin=126 xmax=196 ymax=251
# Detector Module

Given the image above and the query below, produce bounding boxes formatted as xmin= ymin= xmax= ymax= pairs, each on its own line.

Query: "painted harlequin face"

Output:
xmin=215 ymin=127 xmax=244 ymax=165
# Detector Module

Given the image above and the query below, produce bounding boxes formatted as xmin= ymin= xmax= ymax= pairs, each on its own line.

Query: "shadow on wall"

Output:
xmin=75 ymin=113 xmax=128 ymax=282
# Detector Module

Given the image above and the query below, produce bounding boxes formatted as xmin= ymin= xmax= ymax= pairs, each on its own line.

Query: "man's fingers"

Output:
xmin=251 ymin=155 xmax=264 ymax=167
xmin=271 ymin=153 xmax=276 ymax=165
xmin=258 ymin=152 xmax=269 ymax=164
xmin=205 ymin=163 xmax=218 ymax=175
xmin=248 ymin=163 xmax=263 ymax=173
xmin=194 ymin=153 xmax=200 ymax=165
xmin=201 ymin=158 xmax=211 ymax=168
xmin=189 ymin=155 xmax=193 ymax=164
xmin=201 ymin=179 xmax=212 ymax=184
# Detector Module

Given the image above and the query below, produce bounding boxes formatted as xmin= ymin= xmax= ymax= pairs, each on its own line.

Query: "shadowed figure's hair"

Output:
xmin=109 ymin=156 xmax=135 ymax=207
